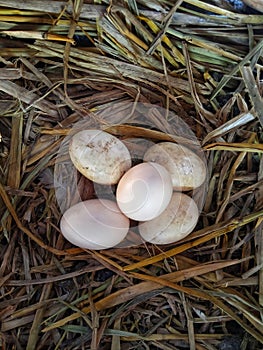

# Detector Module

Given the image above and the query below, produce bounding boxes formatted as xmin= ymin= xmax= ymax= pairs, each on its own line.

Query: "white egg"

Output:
xmin=143 ymin=142 xmax=206 ymax=190
xmin=69 ymin=129 xmax=131 ymax=185
xmin=60 ymin=199 xmax=130 ymax=249
xmin=139 ymin=192 xmax=199 ymax=244
xmin=116 ymin=162 xmax=173 ymax=221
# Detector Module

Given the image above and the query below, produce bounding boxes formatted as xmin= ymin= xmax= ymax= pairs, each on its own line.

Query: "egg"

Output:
xmin=139 ymin=192 xmax=199 ymax=244
xmin=116 ymin=162 xmax=173 ymax=221
xmin=69 ymin=129 xmax=131 ymax=185
xmin=143 ymin=142 xmax=206 ymax=190
xmin=60 ymin=199 xmax=130 ymax=249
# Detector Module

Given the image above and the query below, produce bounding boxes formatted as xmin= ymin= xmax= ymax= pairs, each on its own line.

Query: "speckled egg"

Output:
xmin=69 ymin=129 xmax=131 ymax=185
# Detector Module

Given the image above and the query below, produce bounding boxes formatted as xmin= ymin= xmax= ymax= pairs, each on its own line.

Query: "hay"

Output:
xmin=0 ymin=0 xmax=263 ymax=349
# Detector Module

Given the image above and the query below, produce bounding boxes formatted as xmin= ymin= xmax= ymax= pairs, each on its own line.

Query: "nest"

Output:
xmin=0 ymin=0 xmax=263 ymax=349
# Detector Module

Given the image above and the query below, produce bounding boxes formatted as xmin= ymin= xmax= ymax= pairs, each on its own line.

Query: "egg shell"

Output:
xmin=116 ymin=162 xmax=173 ymax=221
xmin=69 ymin=129 xmax=132 ymax=185
xmin=139 ymin=192 xmax=199 ymax=244
xmin=60 ymin=199 xmax=130 ymax=249
xmin=143 ymin=142 xmax=206 ymax=190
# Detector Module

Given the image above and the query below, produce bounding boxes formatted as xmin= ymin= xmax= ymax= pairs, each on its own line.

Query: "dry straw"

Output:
xmin=0 ymin=0 xmax=263 ymax=349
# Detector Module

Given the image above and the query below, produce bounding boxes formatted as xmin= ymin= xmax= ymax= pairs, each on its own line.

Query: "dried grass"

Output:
xmin=0 ymin=0 xmax=263 ymax=349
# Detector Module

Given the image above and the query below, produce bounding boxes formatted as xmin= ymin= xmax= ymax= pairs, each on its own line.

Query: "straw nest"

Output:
xmin=0 ymin=1 xmax=263 ymax=349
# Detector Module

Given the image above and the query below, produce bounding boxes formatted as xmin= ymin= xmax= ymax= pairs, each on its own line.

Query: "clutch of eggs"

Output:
xmin=60 ymin=129 xmax=206 ymax=249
